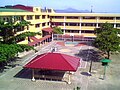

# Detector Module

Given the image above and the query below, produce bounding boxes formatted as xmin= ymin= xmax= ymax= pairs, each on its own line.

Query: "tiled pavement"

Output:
xmin=1 ymin=41 xmax=119 ymax=90
xmin=0 ymin=41 xmax=92 ymax=90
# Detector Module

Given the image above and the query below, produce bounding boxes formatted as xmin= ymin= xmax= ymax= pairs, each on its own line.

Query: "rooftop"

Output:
xmin=0 ymin=8 xmax=29 ymax=12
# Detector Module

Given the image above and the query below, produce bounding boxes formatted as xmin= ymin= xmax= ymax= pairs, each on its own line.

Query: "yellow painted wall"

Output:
xmin=1 ymin=7 xmax=120 ymax=43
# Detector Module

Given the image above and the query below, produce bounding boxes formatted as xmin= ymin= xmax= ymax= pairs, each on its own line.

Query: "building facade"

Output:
xmin=0 ymin=5 xmax=120 ymax=45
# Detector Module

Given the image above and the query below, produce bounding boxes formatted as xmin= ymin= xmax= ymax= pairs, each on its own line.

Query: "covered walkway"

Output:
xmin=28 ymin=35 xmax=51 ymax=47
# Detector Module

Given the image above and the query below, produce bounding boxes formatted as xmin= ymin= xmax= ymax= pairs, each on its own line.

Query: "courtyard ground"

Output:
xmin=0 ymin=41 xmax=120 ymax=90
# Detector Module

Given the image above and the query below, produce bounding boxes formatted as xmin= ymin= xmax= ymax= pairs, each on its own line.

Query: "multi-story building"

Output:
xmin=0 ymin=5 xmax=54 ymax=46
xmin=50 ymin=13 xmax=120 ymax=38
xmin=0 ymin=5 xmax=120 ymax=45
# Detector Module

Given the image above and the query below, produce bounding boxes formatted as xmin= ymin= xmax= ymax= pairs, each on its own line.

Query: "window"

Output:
xmin=81 ymin=23 xmax=96 ymax=26
xmin=100 ymin=17 xmax=114 ymax=20
xmin=42 ymin=15 xmax=46 ymax=19
xmin=66 ymin=23 xmax=79 ymax=26
xmin=15 ymin=26 xmax=24 ymax=33
xmin=35 ymin=15 xmax=40 ymax=19
xmin=51 ymin=16 xmax=64 ymax=19
xmin=42 ymin=23 xmax=46 ymax=27
xmin=48 ymin=9 xmax=52 ymax=13
xmin=35 ymin=24 xmax=40 ymax=28
xmin=52 ymin=22 xmax=64 ymax=26
xmin=71 ymin=30 xmax=79 ymax=33
xmin=98 ymin=23 xmax=102 ymax=27
xmin=65 ymin=30 xmax=71 ymax=33
xmin=83 ymin=16 xmax=96 ymax=19
xmin=116 ymin=17 xmax=120 ymax=20
xmin=36 ymin=8 xmax=39 ymax=11
xmin=47 ymin=22 xmax=49 ymax=26
xmin=66 ymin=16 xmax=79 ymax=19
xmin=47 ymin=15 xmax=50 ymax=18
xmin=98 ymin=23 xmax=114 ymax=27
xmin=26 ymin=26 xmax=29 ymax=30
xmin=116 ymin=24 xmax=120 ymax=27
xmin=81 ymin=30 xmax=94 ymax=33
xmin=27 ymin=15 xmax=33 ymax=20
xmin=65 ymin=30 xmax=79 ymax=33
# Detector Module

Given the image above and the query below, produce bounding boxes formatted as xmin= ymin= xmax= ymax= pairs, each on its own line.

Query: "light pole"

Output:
xmin=89 ymin=58 xmax=93 ymax=73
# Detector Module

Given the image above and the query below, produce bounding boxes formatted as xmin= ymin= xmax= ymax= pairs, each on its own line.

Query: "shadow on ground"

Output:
xmin=81 ymin=72 xmax=92 ymax=76
xmin=75 ymin=49 xmax=102 ymax=62
xmin=14 ymin=68 xmax=32 ymax=79
xmin=14 ymin=69 xmax=65 ymax=82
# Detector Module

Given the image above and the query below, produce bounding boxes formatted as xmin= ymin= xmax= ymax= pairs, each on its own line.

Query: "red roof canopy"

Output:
xmin=29 ymin=37 xmax=40 ymax=42
xmin=28 ymin=35 xmax=51 ymax=46
xmin=28 ymin=41 xmax=38 ymax=46
xmin=24 ymin=53 xmax=80 ymax=71
xmin=42 ymin=28 xmax=53 ymax=33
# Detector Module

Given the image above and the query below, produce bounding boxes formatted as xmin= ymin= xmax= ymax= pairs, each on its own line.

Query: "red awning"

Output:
xmin=24 ymin=53 xmax=80 ymax=71
xmin=39 ymin=35 xmax=51 ymax=41
xmin=42 ymin=27 xmax=53 ymax=33
xmin=29 ymin=37 xmax=41 ymax=43
xmin=28 ymin=41 xmax=38 ymax=46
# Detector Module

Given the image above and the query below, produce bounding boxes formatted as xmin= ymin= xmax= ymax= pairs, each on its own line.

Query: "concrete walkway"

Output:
xmin=0 ymin=41 xmax=120 ymax=90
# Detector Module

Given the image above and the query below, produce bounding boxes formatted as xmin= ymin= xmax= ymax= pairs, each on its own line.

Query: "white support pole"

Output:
xmin=114 ymin=17 xmax=116 ymax=28
xmin=52 ymin=33 xmax=53 ymax=41
xmin=32 ymin=69 xmax=36 ymax=81
xmin=96 ymin=17 xmax=99 ymax=28
xmin=68 ymin=71 xmax=71 ymax=84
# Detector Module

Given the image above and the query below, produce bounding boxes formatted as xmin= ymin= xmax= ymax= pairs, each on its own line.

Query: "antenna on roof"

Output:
xmin=91 ymin=5 xmax=93 ymax=13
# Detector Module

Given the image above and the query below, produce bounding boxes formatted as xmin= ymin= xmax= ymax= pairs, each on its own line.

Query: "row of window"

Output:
xmin=0 ymin=16 xmax=24 ymax=22
xmin=52 ymin=22 xmax=120 ymax=27
xmin=26 ymin=15 xmax=49 ymax=20
xmin=51 ymin=16 xmax=120 ymax=20
xmin=64 ymin=30 xmax=94 ymax=33
xmin=35 ymin=22 xmax=49 ymax=28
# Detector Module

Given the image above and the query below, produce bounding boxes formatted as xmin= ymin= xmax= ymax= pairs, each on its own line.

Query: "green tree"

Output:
xmin=0 ymin=44 xmax=34 ymax=62
xmin=0 ymin=20 xmax=31 ymax=43
xmin=9 ymin=31 xmax=41 ymax=44
xmin=53 ymin=27 xmax=63 ymax=34
xmin=94 ymin=22 xmax=120 ymax=59
xmin=0 ymin=20 xmax=14 ymax=43
xmin=0 ymin=19 xmax=40 ymax=66
xmin=0 ymin=19 xmax=41 ymax=44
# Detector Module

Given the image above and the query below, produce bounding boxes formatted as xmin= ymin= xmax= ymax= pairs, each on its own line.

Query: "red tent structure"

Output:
xmin=24 ymin=53 xmax=80 ymax=84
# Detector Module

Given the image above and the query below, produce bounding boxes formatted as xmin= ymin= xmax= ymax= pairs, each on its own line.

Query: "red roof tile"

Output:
xmin=24 ymin=53 xmax=80 ymax=71
xmin=42 ymin=27 xmax=53 ymax=33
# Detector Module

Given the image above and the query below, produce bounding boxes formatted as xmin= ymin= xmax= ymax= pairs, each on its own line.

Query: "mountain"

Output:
xmin=55 ymin=8 xmax=90 ymax=13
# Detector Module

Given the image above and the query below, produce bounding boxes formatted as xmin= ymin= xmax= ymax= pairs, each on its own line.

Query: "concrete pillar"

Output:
xmin=96 ymin=17 xmax=99 ymax=28
xmin=32 ymin=69 xmax=36 ymax=81
xmin=64 ymin=16 xmax=66 ymax=35
xmin=52 ymin=33 xmax=54 ymax=41
xmin=79 ymin=17 xmax=82 ymax=36
xmin=68 ymin=72 xmax=71 ymax=84
xmin=114 ymin=17 xmax=116 ymax=28
xmin=79 ymin=30 xmax=81 ymax=35
xmin=63 ymin=29 xmax=65 ymax=35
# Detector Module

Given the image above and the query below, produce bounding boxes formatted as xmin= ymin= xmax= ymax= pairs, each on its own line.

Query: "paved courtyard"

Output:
xmin=0 ymin=41 xmax=120 ymax=90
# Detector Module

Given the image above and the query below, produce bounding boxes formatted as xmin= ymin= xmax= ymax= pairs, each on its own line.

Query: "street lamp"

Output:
xmin=88 ymin=51 xmax=93 ymax=75
xmin=100 ymin=58 xmax=111 ymax=80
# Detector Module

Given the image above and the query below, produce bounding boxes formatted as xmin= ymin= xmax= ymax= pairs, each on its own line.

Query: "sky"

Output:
xmin=0 ymin=0 xmax=120 ymax=13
